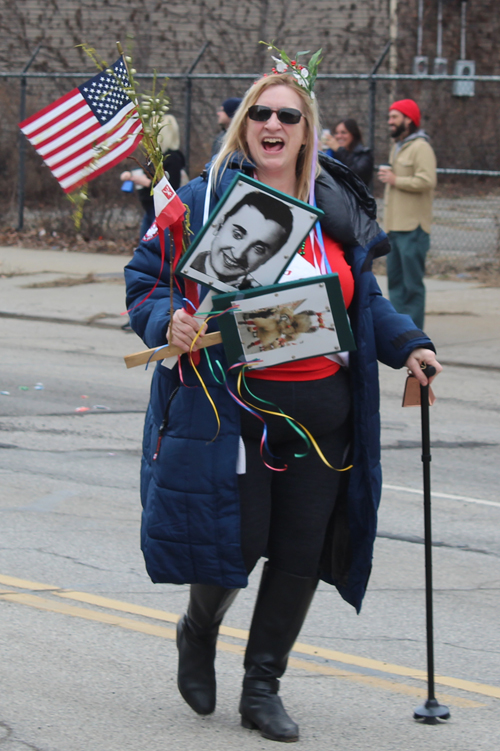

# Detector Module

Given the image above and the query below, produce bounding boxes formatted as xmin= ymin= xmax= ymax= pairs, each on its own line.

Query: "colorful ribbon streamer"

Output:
xmin=184 ymin=307 xmax=240 ymax=442
xmin=179 ymin=303 xmax=352 ymax=472
xmin=225 ymin=363 xmax=287 ymax=472
xmin=233 ymin=365 xmax=352 ymax=473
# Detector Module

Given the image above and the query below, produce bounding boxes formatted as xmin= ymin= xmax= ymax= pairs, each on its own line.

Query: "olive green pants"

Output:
xmin=387 ymin=226 xmax=430 ymax=330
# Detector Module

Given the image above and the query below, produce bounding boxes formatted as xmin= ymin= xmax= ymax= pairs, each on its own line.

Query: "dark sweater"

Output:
xmin=333 ymin=143 xmax=374 ymax=187
xmin=138 ymin=150 xmax=186 ymax=210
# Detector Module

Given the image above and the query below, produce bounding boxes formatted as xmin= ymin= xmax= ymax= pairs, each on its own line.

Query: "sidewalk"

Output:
xmin=376 ymin=276 xmax=500 ymax=369
xmin=1 ymin=245 xmax=499 ymax=367
xmin=0 ymin=245 xmax=130 ymax=329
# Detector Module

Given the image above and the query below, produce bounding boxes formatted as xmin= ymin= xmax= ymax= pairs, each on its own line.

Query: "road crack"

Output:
xmin=377 ymin=531 xmax=500 ymax=557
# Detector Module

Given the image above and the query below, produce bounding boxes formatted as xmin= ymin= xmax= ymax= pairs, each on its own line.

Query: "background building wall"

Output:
xmin=0 ymin=0 xmax=499 ymax=251
xmin=395 ymin=0 xmax=500 ymax=171
xmin=0 ymin=0 xmax=391 ymax=200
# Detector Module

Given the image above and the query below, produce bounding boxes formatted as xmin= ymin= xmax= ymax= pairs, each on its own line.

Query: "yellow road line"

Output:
xmin=1 ymin=591 xmax=179 ymax=637
xmin=0 ymin=573 xmax=497 ymax=702
xmin=0 ymin=590 xmax=481 ymax=709
xmin=0 ymin=574 xmax=56 ymax=591
xmin=57 ymin=589 xmax=181 ymax=624
xmin=286 ymin=657 xmax=481 ymax=708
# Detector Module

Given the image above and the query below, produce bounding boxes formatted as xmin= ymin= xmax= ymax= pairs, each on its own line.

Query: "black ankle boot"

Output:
xmin=177 ymin=584 xmax=238 ymax=715
xmin=240 ymin=678 xmax=298 ymax=742
xmin=239 ymin=564 xmax=318 ymax=742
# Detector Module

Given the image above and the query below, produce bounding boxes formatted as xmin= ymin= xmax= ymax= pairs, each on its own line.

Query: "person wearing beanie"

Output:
xmin=211 ymin=97 xmax=243 ymax=156
xmin=378 ymin=98 xmax=437 ymax=330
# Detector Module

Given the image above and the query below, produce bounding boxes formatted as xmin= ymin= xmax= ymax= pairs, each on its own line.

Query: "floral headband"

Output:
xmin=260 ymin=41 xmax=322 ymax=99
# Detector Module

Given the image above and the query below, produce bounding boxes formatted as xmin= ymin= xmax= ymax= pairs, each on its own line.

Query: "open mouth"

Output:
xmin=262 ymin=137 xmax=284 ymax=152
xmin=221 ymin=249 xmax=245 ymax=270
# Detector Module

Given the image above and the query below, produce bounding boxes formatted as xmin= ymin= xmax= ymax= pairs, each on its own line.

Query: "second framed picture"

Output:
xmin=212 ymin=274 xmax=356 ymax=370
xmin=176 ymin=173 xmax=323 ymax=293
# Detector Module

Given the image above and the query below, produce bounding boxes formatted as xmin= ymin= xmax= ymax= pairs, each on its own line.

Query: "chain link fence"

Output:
xmin=1 ymin=66 xmax=499 ymax=276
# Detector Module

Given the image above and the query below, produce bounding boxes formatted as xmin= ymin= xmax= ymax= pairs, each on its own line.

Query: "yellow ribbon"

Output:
xmin=236 ymin=369 xmax=353 ymax=472
xmin=186 ymin=311 xmax=353 ymax=472
xmin=187 ymin=314 xmax=221 ymax=442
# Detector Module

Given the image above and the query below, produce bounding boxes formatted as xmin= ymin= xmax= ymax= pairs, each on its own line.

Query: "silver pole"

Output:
xmin=184 ymin=41 xmax=210 ymax=174
xmin=17 ymin=42 xmax=43 ymax=231
xmin=461 ymin=1 xmax=467 ymax=59
xmin=437 ymin=0 xmax=443 ymax=58
xmin=417 ymin=0 xmax=424 ymax=56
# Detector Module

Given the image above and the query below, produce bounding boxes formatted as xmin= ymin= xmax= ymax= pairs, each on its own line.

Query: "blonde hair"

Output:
xmin=212 ymin=74 xmax=321 ymax=203
xmin=157 ymin=114 xmax=180 ymax=153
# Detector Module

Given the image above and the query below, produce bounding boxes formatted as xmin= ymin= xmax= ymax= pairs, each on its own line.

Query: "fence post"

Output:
xmin=184 ymin=42 xmax=210 ymax=175
xmin=368 ymin=40 xmax=391 ymax=192
xmin=17 ymin=43 xmax=43 ymax=231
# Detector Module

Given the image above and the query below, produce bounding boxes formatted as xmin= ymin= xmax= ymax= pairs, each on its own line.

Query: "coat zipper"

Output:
xmin=153 ymin=386 xmax=179 ymax=461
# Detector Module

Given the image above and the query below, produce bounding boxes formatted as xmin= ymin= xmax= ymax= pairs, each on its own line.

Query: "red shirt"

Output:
xmin=246 ymin=233 xmax=354 ymax=382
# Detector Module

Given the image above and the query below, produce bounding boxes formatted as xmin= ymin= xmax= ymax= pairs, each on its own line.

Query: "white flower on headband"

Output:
xmin=261 ymin=41 xmax=322 ymax=99
xmin=272 ymin=55 xmax=288 ymax=73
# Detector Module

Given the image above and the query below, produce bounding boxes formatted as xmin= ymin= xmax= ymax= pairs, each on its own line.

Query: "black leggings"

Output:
xmin=237 ymin=369 xmax=351 ymax=578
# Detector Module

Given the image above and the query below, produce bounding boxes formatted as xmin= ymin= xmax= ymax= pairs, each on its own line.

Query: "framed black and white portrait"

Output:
xmin=176 ymin=173 xmax=323 ymax=293
xmin=212 ymin=275 xmax=356 ymax=370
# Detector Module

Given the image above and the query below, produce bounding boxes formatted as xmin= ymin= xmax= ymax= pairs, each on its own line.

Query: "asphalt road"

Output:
xmin=1 ymin=257 xmax=499 ymax=751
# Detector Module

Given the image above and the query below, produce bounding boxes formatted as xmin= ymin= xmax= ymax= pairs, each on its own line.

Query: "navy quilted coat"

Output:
xmin=125 ymin=154 xmax=435 ymax=613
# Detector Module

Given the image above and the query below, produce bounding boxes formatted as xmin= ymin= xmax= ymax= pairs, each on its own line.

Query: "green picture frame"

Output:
xmin=176 ymin=173 xmax=324 ymax=293
xmin=212 ymin=274 xmax=356 ymax=369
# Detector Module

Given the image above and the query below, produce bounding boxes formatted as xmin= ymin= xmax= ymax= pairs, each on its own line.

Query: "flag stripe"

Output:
xmin=39 ymin=117 xmax=100 ymax=160
xmin=52 ymin=113 xmax=141 ymax=178
xmin=55 ymin=120 xmax=142 ymax=184
xmin=28 ymin=102 xmax=92 ymax=147
xmin=59 ymin=124 xmax=143 ymax=191
xmin=20 ymin=91 xmax=83 ymax=135
xmin=60 ymin=131 xmax=143 ymax=192
xmin=34 ymin=112 xmax=95 ymax=156
xmin=43 ymin=101 xmax=137 ymax=167
xmin=25 ymin=96 xmax=89 ymax=140
xmin=51 ymin=109 xmax=141 ymax=177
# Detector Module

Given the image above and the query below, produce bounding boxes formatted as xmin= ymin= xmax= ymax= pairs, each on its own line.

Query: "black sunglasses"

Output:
xmin=247 ymin=105 xmax=303 ymax=125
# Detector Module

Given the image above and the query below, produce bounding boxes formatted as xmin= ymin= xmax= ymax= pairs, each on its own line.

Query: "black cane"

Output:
xmin=413 ymin=364 xmax=450 ymax=723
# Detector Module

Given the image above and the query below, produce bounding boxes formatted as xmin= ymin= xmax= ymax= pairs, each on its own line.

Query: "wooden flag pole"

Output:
xmin=123 ymin=331 xmax=223 ymax=369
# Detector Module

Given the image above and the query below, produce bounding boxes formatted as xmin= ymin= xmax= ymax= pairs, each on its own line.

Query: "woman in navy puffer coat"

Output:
xmin=125 ymin=73 xmax=441 ymax=743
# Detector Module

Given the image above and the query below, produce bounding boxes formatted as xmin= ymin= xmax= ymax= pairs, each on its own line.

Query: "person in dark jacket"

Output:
xmin=322 ymin=118 xmax=374 ymax=186
xmin=121 ymin=114 xmax=188 ymax=239
xmin=125 ymin=71 xmax=441 ymax=743
xmin=211 ymin=97 xmax=243 ymax=157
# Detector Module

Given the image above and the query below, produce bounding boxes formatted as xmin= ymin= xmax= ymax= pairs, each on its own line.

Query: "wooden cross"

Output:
xmin=124 ymin=331 xmax=223 ymax=369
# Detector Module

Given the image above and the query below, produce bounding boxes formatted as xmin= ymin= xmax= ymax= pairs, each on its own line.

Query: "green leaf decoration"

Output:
xmin=68 ymin=40 xmax=171 ymax=228
xmin=259 ymin=41 xmax=322 ymax=98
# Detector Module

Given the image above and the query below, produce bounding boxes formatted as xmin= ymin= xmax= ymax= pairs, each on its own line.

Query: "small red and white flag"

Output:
xmin=19 ymin=57 xmax=143 ymax=194
xmin=153 ymin=175 xmax=186 ymax=230
xmin=153 ymin=175 xmax=199 ymax=313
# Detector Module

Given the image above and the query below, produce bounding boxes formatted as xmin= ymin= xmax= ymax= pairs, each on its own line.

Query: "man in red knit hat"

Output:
xmin=378 ymin=99 xmax=437 ymax=330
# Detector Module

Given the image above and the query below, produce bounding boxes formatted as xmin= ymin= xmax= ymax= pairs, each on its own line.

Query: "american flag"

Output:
xmin=19 ymin=57 xmax=143 ymax=194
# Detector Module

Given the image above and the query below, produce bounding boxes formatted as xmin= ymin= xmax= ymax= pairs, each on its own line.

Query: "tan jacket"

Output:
xmin=383 ymin=135 xmax=437 ymax=234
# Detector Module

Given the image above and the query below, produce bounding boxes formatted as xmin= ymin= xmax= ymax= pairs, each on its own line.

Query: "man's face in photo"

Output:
xmin=209 ymin=204 xmax=286 ymax=282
